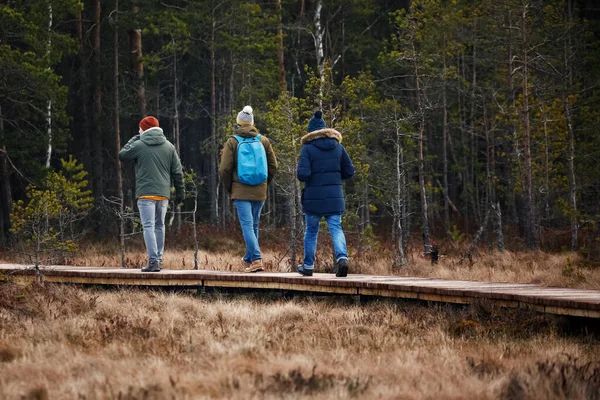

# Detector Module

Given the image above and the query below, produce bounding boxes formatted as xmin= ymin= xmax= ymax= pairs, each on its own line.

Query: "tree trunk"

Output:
xmin=469 ymin=23 xmax=480 ymax=222
xmin=457 ymin=53 xmax=468 ymax=236
xmin=542 ymin=105 xmax=551 ymax=223
xmin=288 ymin=106 xmax=303 ymax=270
xmin=413 ymin=42 xmax=430 ymax=256
xmin=45 ymin=4 xmax=53 ymax=168
xmin=209 ymin=8 xmax=218 ymax=225
xmin=288 ymin=178 xmax=297 ymax=271
xmin=91 ymin=0 xmax=103 ymax=201
xmin=314 ymin=0 xmax=325 ymax=104
xmin=483 ymin=98 xmax=499 ymax=252
xmin=507 ymin=9 xmax=519 ymax=227
xmin=442 ymin=39 xmax=450 ymax=234
xmin=520 ymin=3 xmax=537 ymax=249
xmin=493 ymin=202 xmax=504 ymax=253
xmin=565 ymin=0 xmax=578 ymax=250
xmin=113 ymin=0 xmax=125 ymax=268
xmin=173 ymin=40 xmax=182 ymax=232
xmin=193 ymin=188 xmax=199 ymax=269
xmin=403 ymin=144 xmax=411 ymax=257
xmin=394 ymin=117 xmax=406 ymax=266
xmin=75 ymin=5 xmax=91 ymax=169
xmin=565 ymin=98 xmax=578 ymax=250
xmin=275 ymin=0 xmax=286 ymax=92
xmin=0 ymin=146 xmax=11 ymax=246
xmin=130 ymin=6 xmax=146 ymax=117
xmin=0 ymin=103 xmax=11 ymax=244
xmin=460 ymin=206 xmax=491 ymax=265
xmin=362 ymin=182 xmax=370 ymax=229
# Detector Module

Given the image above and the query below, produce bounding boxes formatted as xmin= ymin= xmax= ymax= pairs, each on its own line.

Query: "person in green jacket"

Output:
xmin=119 ymin=116 xmax=185 ymax=272
xmin=219 ymin=106 xmax=278 ymax=272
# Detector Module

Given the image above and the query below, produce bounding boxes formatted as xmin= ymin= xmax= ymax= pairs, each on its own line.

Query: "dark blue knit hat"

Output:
xmin=307 ymin=110 xmax=326 ymax=133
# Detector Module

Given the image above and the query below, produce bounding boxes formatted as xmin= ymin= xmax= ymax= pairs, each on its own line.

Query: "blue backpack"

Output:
xmin=233 ymin=134 xmax=268 ymax=186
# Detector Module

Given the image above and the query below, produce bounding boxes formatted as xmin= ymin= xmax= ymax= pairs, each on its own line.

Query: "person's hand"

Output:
xmin=175 ymin=192 xmax=185 ymax=205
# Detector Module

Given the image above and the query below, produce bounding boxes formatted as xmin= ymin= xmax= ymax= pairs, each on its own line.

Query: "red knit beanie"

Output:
xmin=139 ymin=116 xmax=159 ymax=131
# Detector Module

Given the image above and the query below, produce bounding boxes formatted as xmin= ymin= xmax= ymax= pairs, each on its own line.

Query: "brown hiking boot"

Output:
xmin=244 ymin=259 xmax=264 ymax=273
xmin=240 ymin=259 xmax=252 ymax=271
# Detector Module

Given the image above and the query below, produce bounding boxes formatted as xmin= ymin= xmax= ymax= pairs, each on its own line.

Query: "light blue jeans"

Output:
xmin=137 ymin=198 xmax=169 ymax=263
xmin=303 ymin=213 xmax=348 ymax=269
xmin=234 ymin=200 xmax=264 ymax=263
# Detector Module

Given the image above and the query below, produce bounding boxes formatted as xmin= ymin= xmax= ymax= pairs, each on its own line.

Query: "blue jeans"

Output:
xmin=234 ymin=200 xmax=264 ymax=263
xmin=137 ymin=198 xmax=169 ymax=263
xmin=302 ymin=213 xmax=348 ymax=269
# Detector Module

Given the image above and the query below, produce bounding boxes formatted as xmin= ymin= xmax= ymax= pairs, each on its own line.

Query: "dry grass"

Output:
xmin=4 ymin=246 xmax=599 ymax=290
xmin=2 ymin=226 xmax=600 ymax=289
xmin=0 ymin=281 xmax=598 ymax=399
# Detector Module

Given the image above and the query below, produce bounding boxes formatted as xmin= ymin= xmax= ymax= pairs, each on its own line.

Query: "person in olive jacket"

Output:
xmin=219 ymin=106 xmax=278 ymax=272
xmin=297 ymin=111 xmax=355 ymax=277
xmin=119 ymin=116 xmax=185 ymax=272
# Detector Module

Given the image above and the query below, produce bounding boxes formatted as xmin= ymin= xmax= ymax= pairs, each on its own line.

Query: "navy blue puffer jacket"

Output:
xmin=297 ymin=128 xmax=355 ymax=216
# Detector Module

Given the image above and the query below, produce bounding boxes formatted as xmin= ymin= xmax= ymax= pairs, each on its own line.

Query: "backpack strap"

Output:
xmin=230 ymin=135 xmax=254 ymax=171
xmin=233 ymin=134 xmax=260 ymax=142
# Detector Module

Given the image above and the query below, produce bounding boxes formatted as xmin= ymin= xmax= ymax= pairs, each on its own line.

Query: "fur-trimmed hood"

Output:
xmin=301 ymin=128 xmax=342 ymax=145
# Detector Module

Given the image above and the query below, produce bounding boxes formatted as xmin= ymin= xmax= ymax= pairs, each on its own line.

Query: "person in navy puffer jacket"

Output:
xmin=296 ymin=110 xmax=355 ymax=277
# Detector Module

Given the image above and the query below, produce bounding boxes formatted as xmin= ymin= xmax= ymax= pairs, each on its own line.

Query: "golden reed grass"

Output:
xmin=0 ymin=281 xmax=598 ymax=399
xmin=4 ymin=237 xmax=597 ymax=289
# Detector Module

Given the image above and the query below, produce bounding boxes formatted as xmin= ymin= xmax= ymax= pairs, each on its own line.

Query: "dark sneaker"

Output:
xmin=297 ymin=265 xmax=313 ymax=276
xmin=335 ymin=258 xmax=348 ymax=277
xmin=158 ymin=260 xmax=163 ymax=270
xmin=141 ymin=260 xmax=161 ymax=273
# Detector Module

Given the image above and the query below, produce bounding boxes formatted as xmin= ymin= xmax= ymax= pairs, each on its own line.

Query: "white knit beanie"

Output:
xmin=236 ymin=106 xmax=254 ymax=126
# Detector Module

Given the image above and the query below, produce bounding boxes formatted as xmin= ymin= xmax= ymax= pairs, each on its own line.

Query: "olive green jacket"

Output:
xmin=118 ymin=127 xmax=184 ymax=199
xmin=219 ymin=125 xmax=278 ymax=201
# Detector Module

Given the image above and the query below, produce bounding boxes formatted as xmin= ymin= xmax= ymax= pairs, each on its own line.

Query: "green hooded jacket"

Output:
xmin=219 ymin=125 xmax=278 ymax=201
xmin=118 ymin=127 xmax=184 ymax=199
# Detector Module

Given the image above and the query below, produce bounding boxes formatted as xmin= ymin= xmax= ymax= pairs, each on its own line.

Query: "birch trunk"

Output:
xmin=45 ymin=4 xmax=53 ymax=168
xmin=314 ymin=0 xmax=325 ymax=104
xmin=395 ymin=120 xmax=406 ymax=266
xmin=275 ymin=0 xmax=286 ymax=92
xmin=413 ymin=41 xmax=430 ymax=256
xmin=565 ymin=0 xmax=578 ymax=250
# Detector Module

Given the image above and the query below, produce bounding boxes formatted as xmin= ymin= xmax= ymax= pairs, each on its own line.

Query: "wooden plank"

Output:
xmin=358 ymin=288 xmax=419 ymax=299
xmin=544 ymin=305 xmax=600 ymax=319
xmin=43 ymin=275 xmax=202 ymax=286
xmin=1 ymin=264 xmax=599 ymax=319
xmin=203 ymin=279 xmax=357 ymax=295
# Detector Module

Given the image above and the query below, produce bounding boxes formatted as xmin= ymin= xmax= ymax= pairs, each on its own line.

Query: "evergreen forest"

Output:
xmin=3 ymin=0 xmax=600 ymax=265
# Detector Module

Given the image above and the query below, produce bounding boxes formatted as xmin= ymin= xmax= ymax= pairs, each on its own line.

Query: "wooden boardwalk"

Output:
xmin=1 ymin=263 xmax=599 ymax=319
